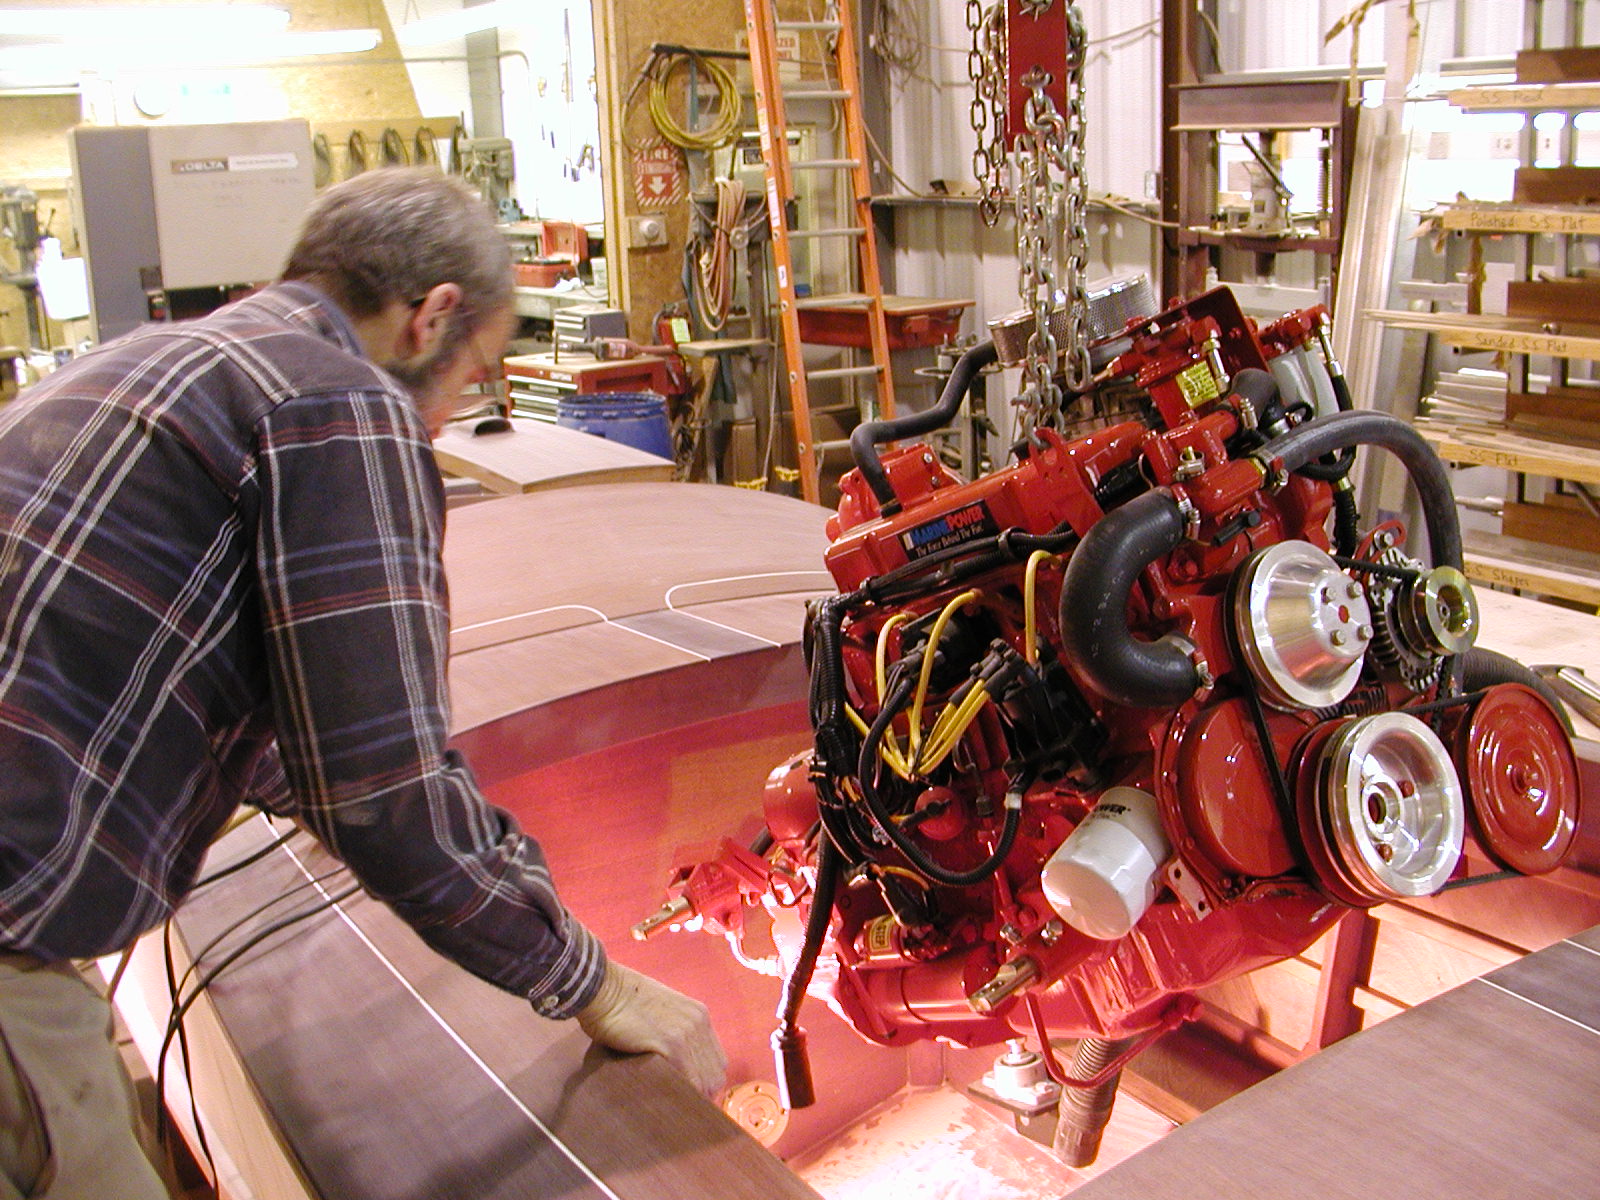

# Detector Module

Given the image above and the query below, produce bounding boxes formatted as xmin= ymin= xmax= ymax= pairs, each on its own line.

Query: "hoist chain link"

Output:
xmin=966 ymin=0 xmax=1008 ymax=227
xmin=1013 ymin=0 xmax=1092 ymax=426
xmin=1060 ymin=1 xmax=1092 ymax=394
xmin=968 ymin=0 xmax=1093 ymax=426
xmin=1015 ymin=70 xmax=1062 ymax=425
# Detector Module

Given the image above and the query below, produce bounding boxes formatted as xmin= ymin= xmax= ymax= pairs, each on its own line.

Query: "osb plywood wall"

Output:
xmin=0 ymin=0 xmax=424 ymax=355
xmin=595 ymin=0 xmax=819 ymax=337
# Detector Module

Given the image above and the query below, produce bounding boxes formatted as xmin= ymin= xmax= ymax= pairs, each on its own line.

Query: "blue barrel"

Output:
xmin=556 ymin=392 xmax=672 ymax=460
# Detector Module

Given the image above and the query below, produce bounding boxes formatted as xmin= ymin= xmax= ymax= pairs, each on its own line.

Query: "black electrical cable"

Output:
xmin=162 ymin=920 xmax=214 ymax=1184
xmin=771 ymin=832 xmax=842 ymax=1109
xmin=1331 ymin=487 xmax=1361 ymax=559
xmin=190 ymin=823 xmax=305 ymax=890
xmin=177 ymin=865 xmax=351 ymax=999
xmin=863 ymin=526 xmax=1079 ymax=608
xmin=155 ymin=883 xmax=362 ymax=1148
xmin=854 ymin=676 xmax=1022 ymax=887
xmin=808 ymin=592 xmax=864 ymax=779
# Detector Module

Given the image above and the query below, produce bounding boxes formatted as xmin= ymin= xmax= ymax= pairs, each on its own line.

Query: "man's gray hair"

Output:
xmin=281 ymin=168 xmax=513 ymax=332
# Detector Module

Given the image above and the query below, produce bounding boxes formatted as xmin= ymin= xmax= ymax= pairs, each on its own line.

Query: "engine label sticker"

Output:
xmin=901 ymin=501 xmax=997 ymax=560
xmin=1176 ymin=360 xmax=1220 ymax=407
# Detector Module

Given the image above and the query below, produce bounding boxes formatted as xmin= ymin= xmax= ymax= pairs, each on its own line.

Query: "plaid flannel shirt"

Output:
xmin=0 ymin=282 xmax=604 ymax=1018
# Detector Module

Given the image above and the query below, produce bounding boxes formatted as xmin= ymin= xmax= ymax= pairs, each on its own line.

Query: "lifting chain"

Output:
xmin=1013 ymin=0 xmax=1091 ymax=425
xmin=966 ymin=0 xmax=1008 ymax=228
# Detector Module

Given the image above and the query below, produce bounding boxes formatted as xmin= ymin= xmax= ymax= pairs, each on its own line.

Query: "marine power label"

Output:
xmin=900 ymin=501 xmax=998 ymax=561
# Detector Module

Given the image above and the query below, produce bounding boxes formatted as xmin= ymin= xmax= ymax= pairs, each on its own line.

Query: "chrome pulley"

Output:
xmin=1363 ymin=547 xmax=1479 ymax=691
xmin=1296 ymin=713 xmax=1465 ymax=905
xmin=1232 ymin=541 xmax=1373 ymax=710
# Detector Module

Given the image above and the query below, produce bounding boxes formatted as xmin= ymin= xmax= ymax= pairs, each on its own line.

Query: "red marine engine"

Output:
xmin=635 ymin=288 xmax=1583 ymax=1161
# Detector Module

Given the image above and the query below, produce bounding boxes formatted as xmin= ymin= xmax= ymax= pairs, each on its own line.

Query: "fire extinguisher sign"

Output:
xmin=631 ymin=139 xmax=685 ymax=209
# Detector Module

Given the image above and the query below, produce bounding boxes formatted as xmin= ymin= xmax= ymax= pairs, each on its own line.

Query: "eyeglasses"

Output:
xmin=454 ymin=334 xmax=506 ymax=419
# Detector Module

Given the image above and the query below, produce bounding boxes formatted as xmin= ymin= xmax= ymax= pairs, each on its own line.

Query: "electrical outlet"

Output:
xmin=628 ymin=214 xmax=668 ymax=248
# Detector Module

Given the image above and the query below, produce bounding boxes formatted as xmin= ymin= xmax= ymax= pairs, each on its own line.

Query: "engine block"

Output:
xmin=636 ymin=287 xmax=1583 ymax=1152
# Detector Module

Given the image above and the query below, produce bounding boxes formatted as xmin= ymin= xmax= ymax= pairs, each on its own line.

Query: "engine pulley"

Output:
xmin=1394 ymin=565 xmax=1478 ymax=658
xmin=1297 ymin=712 xmax=1465 ymax=904
xmin=1455 ymin=683 xmax=1579 ymax=875
xmin=1233 ymin=540 xmax=1373 ymax=710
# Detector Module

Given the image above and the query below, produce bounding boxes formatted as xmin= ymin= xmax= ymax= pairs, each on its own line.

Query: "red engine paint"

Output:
xmin=639 ymin=288 xmax=1583 ymax=1079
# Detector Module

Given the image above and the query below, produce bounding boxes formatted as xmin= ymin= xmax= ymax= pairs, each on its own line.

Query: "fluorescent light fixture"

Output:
xmin=0 ymin=29 xmax=380 ymax=71
xmin=396 ymin=0 xmax=536 ymax=48
xmin=241 ymin=29 xmax=382 ymax=58
xmin=0 ymin=5 xmax=291 ymax=38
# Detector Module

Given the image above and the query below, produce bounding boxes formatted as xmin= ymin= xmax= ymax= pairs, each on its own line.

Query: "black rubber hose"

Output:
xmin=1258 ymin=411 xmax=1462 ymax=573
xmin=771 ymin=832 xmax=842 ymax=1110
xmin=1058 ymin=488 xmax=1200 ymax=708
xmin=851 ymin=340 xmax=1000 ymax=513
xmin=1295 ymin=371 xmax=1357 ymax=482
xmin=1230 ymin=367 xmax=1280 ymax=424
xmin=1459 ymin=647 xmax=1574 ymax=735
xmin=1260 ymin=408 xmax=1465 ymax=695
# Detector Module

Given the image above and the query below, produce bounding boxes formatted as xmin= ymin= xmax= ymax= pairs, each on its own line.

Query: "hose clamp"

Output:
xmin=1252 ymin=454 xmax=1287 ymax=493
xmin=1172 ymin=490 xmax=1201 ymax=541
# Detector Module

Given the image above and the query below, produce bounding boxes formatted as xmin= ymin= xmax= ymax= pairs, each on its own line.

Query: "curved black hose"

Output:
xmin=1057 ymin=411 xmax=1463 ymax=708
xmin=1258 ymin=410 xmax=1461 ymax=572
xmin=1058 ymin=488 xmax=1200 ymax=708
xmin=851 ymin=340 xmax=1000 ymax=513
xmin=1264 ymin=410 xmax=1463 ymax=694
xmin=771 ymin=832 xmax=842 ymax=1109
xmin=1230 ymin=367 xmax=1281 ymax=425
xmin=855 ymin=677 xmax=1023 ymax=886
xmin=1459 ymin=647 xmax=1574 ymax=735
xmin=1294 ymin=371 xmax=1357 ymax=482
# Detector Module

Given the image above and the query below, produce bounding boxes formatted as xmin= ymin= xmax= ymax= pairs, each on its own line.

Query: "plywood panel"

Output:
xmin=1515 ymin=165 xmax=1600 ymax=205
xmin=1517 ymin=46 xmax=1600 ymax=83
xmin=1071 ymin=933 xmax=1600 ymax=1200
xmin=1501 ymin=499 xmax=1600 ymax=553
xmin=1364 ymin=916 xmax=1511 ymax=1009
xmin=1506 ymin=277 xmax=1600 ymax=322
xmin=1505 ymin=387 xmax=1600 ymax=441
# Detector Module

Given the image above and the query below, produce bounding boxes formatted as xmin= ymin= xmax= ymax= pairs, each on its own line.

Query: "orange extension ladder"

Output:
xmin=743 ymin=0 xmax=896 ymax=504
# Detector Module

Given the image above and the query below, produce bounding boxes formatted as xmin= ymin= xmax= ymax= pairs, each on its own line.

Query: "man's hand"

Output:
xmin=575 ymin=961 xmax=728 ymax=1097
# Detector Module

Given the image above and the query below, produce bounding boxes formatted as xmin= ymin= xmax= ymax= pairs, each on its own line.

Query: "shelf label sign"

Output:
xmin=632 ymin=139 xmax=685 ymax=210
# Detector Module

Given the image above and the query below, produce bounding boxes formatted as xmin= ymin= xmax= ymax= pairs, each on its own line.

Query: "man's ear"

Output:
xmin=406 ymin=282 xmax=465 ymax=359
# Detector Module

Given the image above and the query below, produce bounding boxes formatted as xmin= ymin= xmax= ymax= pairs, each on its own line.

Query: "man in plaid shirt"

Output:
xmin=0 ymin=168 xmax=723 ymax=1197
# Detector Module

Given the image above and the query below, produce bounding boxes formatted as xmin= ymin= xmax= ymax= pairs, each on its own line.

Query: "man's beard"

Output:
xmin=381 ymin=343 xmax=449 ymax=398
xmin=382 ymin=309 xmax=468 ymax=400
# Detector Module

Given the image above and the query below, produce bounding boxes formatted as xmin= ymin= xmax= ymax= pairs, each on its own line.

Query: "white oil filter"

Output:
xmin=1040 ymin=787 xmax=1171 ymax=940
